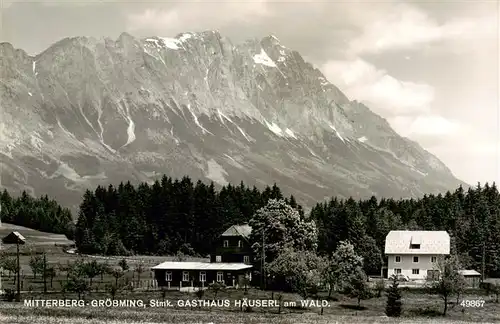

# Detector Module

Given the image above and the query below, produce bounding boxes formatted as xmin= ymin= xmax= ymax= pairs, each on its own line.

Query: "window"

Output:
xmin=395 ymin=256 xmax=401 ymax=263
xmin=223 ymin=240 xmax=228 ymax=247
xmin=165 ymin=271 xmax=172 ymax=282
xmin=410 ymin=244 xmax=421 ymax=249
xmin=217 ymin=272 xmax=224 ymax=282
xmin=199 ymin=271 xmax=206 ymax=282
xmin=412 ymin=269 xmax=420 ymax=275
xmin=216 ymin=255 xmax=222 ymax=263
xmin=238 ymin=240 xmax=242 ymax=247
xmin=243 ymin=255 xmax=250 ymax=264
xmin=431 ymin=256 xmax=437 ymax=263
xmin=395 ymin=269 xmax=402 ymax=274
xmin=182 ymin=271 xmax=189 ymax=282
xmin=413 ymin=256 xmax=419 ymax=263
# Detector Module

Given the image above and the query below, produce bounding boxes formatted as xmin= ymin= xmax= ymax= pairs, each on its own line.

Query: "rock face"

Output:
xmin=0 ymin=31 xmax=465 ymax=212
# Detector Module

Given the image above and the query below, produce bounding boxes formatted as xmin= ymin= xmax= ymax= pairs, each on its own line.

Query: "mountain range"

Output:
xmin=0 ymin=31 xmax=466 ymax=213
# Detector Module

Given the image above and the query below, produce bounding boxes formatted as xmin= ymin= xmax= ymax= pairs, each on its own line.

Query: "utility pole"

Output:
xmin=16 ymin=240 xmax=20 ymax=302
xmin=0 ymin=201 xmax=2 ymax=295
xmin=482 ymin=242 xmax=486 ymax=282
xmin=260 ymin=228 xmax=265 ymax=290
xmin=43 ymin=252 xmax=47 ymax=294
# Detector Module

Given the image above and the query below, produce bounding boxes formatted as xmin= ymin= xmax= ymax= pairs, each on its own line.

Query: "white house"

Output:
xmin=384 ymin=230 xmax=450 ymax=280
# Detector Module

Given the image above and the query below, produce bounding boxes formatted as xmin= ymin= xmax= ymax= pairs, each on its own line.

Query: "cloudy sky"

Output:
xmin=1 ymin=0 xmax=499 ymax=185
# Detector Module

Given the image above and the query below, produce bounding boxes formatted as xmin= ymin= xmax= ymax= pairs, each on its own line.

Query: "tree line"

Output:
xmin=2 ymin=176 xmax=500 ymax=279
xmin=245 ymin=198 xmax=498 ymax=317
xmin=0 ymin=189 xmax=74 ymax=238
xmin=310 ymin=183 xmax=500 ymax=278
xmin=74 ymin=176 xmax=301 ymax=256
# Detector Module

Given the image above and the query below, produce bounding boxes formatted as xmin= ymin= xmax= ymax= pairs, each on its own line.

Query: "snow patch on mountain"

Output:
xmin=308 ymin=147 xmax=319 ymax=158
xmin=223 ymin=154 xmax=245 ymax=170
xmin=285 ymin=128 xmax=297 ymax=139
xmin=236 ymin=126 xmax=252 ymax=142
xmin=319 ymin=77 xmax=330 ymax=87
xmin=187 ymin=104 xmax=213 ymax=135
xmin=329 ymin=124 xmax=345 ymax=143
xmin=205 ymin=159 xmax=229 ymax=185
xmin=125 ymin=116 xmax=136 ymax=146
xmin=265 ymin=121 xmax=283 ymax=136
xmin=159 ymin=37 xmax=182 ymax=50
xmin=146 ymin=37 xmax=181 ymax=50
xmin=217 ymin=109 xmax=233 ymax=125
xmin=178 ymin=33 xmax=192 ymax=42
xmin=32 ymin=60 xmax=38 ymax=76
xmin=253 ymin=49 xmax=276 ymax=67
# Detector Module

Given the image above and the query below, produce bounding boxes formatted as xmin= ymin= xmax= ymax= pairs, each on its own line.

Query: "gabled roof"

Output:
xmin=384 ymin=230 xmax=450 ymax=255
xmin=221 ymin=225 xmax=252 ymax=239
xmin=2 ymin=231 xmax=26 ymax=244
xmin=151 ymin=261 xmax=252 ymax=271
xmin=459 ymin=270 xmax=481 ymax=276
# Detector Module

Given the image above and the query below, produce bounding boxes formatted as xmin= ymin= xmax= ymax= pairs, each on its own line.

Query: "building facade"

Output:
xmin=384 ymin=230 xmax=450 ymax=280
xmin=152 ymin=224 xmax=253 ymax=289
xmin=210 ymin=225 xmax=253 ymax=264
xmin=152 ymin=262 xmax=252 ymax=289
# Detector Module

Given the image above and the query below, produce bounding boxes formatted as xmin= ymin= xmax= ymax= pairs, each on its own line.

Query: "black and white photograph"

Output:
xmin=0 ymin=0 xmax=498 ymax=323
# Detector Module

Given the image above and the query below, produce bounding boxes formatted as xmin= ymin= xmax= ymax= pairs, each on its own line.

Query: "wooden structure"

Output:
xmin=459 ymin=269 xmax=481 ymax=288
xmin=2 ymin=231 xmax=26 ymax=245
xmin=152 ymin=224 xmax=253 ymax=289
xmin=152 ymin=262 xmax=252 ymax=289
xmin=2 ymin=231 xmax=26 ymax=301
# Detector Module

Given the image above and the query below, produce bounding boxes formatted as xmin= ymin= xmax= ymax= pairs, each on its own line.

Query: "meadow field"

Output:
xmin=0 ymin=288 xmax=499 ymax=324
xmin=1 ymin=224 xmax=499 ymax=323
xmin=0 ymin=283 xmax=499 ymax=323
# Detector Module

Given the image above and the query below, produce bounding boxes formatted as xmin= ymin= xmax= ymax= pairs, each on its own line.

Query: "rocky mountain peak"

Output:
xmin=0 ymin=31 xmax=465 ymax=212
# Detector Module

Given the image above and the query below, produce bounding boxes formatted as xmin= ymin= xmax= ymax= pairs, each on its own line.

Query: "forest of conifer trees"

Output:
xmin=0 ymin=189 xmax=73 ymax=237
xmin=1 ymin=176 xmax=500 ymax=278
xmin=73 ymin=176 xmax=301 ymax=257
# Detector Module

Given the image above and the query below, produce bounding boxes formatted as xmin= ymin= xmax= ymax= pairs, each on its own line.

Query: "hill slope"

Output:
xmin=0 ymin=31 xmax=466 ymax=211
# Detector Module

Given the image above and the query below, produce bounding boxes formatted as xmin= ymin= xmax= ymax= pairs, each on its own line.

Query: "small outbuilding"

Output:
xmin=459 ymin=269 xmax=481 ymax=288
xmin=2 ymin=231 xmax=26 ymax=245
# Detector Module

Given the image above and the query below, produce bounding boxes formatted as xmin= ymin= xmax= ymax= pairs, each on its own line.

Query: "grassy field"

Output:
xmin=0 ymin=223 xmax=73 ymax=246
xmin=0 ymin=222 xmax=206 ymax=293
xmin=0 ymin=288 xmax=499 ymax=323
xmin=0 ymin=284 xmax=499 ymax=322
xmin=1 ymin=224 xmax=499 ymax=323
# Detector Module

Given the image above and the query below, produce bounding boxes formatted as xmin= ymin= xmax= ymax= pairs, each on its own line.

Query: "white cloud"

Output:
xmin=126 ymin=1 xmax=270 ymax=32
xmin=322 ymin=58 xmax=434 ymax=116
xmin=424 ymin=130 xmax=499 ymax=185
xmin=346 ymin=3 xmax=497 ymax=56
xmin=390 ymin=115 xmax=461 ymax=137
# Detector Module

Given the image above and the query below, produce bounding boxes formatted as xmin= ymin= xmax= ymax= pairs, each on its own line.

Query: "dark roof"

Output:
xmin=221 ymin=225 xmax=252 ymax=238
xmin=2 ymin=231 xmax=26 ymax=244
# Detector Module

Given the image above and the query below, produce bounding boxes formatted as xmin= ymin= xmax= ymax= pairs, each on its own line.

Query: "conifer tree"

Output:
xmin=385 ymin=275 xmax=402 ymax=317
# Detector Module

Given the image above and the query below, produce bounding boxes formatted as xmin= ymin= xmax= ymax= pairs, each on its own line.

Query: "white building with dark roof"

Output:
xmin=384 ymin=230 xmax=450 ymax=280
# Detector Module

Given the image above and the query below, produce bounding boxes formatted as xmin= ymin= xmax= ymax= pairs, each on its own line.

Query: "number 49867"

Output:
xmin=460 ymin=300 xmax=485 ymax=307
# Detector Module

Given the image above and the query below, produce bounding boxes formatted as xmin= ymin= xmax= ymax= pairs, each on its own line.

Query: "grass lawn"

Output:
xmin=1 ymin=225 xmax=498 ymax=323
xmin=0 ymin=223 xmax=73 ymax=246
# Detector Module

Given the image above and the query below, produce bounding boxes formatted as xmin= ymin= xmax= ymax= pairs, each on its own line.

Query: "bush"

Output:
xmin=408 ymin=306 xmax=442 ymax=317
xmin=195 ymin=288 xmax=205 ymax=299
xmin=2 ymin=289 xmax=16 ymax=302
xmin=374 ymin=279 xmax=386 ymax=297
